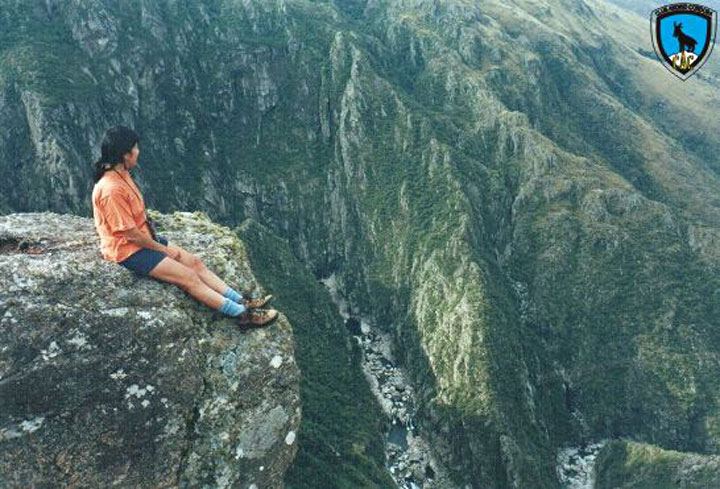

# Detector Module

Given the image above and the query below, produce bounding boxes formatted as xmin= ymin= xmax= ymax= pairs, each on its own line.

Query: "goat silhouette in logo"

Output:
xmin=673 ymin=22 xmax=698 ymax=52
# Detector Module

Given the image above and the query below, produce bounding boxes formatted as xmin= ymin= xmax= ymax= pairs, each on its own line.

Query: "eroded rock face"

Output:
xmin=0 ymin=211 xmax=300 ymax=489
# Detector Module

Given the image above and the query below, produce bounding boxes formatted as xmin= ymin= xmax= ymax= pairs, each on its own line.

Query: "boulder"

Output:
xmin=0 ymin=211 xmax=300 ymax=488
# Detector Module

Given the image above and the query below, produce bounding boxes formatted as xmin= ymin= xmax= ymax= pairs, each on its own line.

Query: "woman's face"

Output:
xmin=123 ymin=143 xmax=140 ymax=169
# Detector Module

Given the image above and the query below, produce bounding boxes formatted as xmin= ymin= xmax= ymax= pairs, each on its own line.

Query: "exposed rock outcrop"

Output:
xmin=0 ymin=211 xmax=300 ymax=488
xmin=594 ymin=440 xmax=720 ymax=488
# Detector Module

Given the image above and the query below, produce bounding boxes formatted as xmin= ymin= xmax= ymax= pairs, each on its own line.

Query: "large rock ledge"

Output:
xmin=0 ymin=211 xmax=300 ymax=489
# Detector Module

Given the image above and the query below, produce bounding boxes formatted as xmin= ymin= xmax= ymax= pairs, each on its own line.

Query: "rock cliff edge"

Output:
xmin=0 ymin=211 xmax=300 ymax=489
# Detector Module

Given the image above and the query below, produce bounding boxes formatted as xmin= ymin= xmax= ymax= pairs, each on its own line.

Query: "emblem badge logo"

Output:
xmin=651 ymin=3 xmax=717 ymax=80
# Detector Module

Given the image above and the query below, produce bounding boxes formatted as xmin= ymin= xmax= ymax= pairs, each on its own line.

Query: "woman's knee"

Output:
xmin=179 ymin=269 xmax=203 ymax=291
xmin=189 ymin=254 xmax=205 ymax=272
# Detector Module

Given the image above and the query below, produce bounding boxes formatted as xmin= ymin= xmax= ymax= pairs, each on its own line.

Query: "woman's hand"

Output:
xmin=167 ymin=247 xmax=182 ymax=261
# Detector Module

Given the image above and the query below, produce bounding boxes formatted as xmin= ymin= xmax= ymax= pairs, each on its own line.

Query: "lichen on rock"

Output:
xmin=0 ymin=211 xmax=300 ymax=488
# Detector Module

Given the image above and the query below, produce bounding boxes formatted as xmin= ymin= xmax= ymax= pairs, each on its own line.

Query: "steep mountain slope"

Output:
xmin=594 ymin=440 xmax=720 ymax=488
xmin=237 ymin=218 xmax=398 ymax=489
xmin=604 ymin=0 xmax=664 ymax=17
xmin=2 ymin=0 xmax=720 ymax=487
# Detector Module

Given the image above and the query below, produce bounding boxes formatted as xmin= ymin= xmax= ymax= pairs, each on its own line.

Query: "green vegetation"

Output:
xmin=0 ymin=7 xmax=95 ymax=106
xmin=236 ymin=219 xmax=397 ymax=489
xmin=595 ymin=440 xmax=720 ymax=489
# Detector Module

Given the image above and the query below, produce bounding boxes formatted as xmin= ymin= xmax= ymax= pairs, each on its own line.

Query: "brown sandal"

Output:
xmin=242 ymin=294 xmax=274 ymax=309
xmin=237 ymin=308 xmax=278 ymax=327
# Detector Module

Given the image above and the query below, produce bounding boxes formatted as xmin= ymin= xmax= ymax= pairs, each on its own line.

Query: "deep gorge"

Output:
xmin=3 ymin=0 xmax=720 ymax=487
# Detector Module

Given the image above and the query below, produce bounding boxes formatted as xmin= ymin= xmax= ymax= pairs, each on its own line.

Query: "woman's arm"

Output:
xmin=100 ymin=190 xmax=179 ymax=260
xmin=121 ymin=227 xmax=179 ymax=259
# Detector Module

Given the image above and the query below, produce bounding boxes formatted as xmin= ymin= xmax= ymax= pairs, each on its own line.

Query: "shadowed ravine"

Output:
xmin=320 ymin=273 xmax=455 ymax=489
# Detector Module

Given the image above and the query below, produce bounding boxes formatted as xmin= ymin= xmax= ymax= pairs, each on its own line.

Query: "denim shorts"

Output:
xmin=119 ymin=235 xmax=169 ymax=276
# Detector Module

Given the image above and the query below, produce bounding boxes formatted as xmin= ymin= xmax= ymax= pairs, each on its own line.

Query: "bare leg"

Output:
xmin=168 ymin=244 xmax=233 ymax=297
xmin=148 ymin=257 xmax=225 ymax=309
xmin=197 ymin=265 xmax=231 ymax=297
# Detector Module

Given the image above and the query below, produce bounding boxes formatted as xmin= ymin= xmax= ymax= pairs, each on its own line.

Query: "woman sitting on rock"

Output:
xmin=91 ymin=125 xmax=278 ymax=326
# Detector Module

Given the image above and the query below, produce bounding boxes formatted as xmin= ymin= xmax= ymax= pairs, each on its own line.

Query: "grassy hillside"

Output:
xmin=595 ymin=440 xmax=720 ymax=488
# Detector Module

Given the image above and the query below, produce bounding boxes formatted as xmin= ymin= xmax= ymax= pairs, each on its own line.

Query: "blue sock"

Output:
xmin=218 ymin=297 xmax=246 ymax=317
xmin=223 ymin=286 xmax=243 ymax=304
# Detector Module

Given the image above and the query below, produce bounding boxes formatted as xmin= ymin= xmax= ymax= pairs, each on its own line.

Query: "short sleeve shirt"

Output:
xmin=92 ymin=170 xmax=152 ymax=262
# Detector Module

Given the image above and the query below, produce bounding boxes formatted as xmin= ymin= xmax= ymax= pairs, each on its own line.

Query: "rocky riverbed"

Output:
xmin=556 ymin=441 xmax=607 ymax=489
xmin=320 ymin=274 xmax=455 ymax=489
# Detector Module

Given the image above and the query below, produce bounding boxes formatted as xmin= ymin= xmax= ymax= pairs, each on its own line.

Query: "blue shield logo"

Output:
xmin=651 ymin=3 xmax=717 ymax=80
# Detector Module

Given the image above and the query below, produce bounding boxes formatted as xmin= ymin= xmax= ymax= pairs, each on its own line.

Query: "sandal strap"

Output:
xmin=240 ymin=309 xmax=271 ymax=319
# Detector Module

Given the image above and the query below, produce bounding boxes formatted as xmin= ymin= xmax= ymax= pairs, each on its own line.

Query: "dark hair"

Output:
xmin=92 ymin=126 xmax=141 ymax=183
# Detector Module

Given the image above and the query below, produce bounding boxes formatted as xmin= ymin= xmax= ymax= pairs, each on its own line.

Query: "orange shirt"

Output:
xmin=91 ymin=169 xmax=152 ymax=262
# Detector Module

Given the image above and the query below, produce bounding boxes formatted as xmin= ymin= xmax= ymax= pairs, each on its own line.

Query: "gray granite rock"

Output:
xmin=0 ymin=211 xmax=300 ymax=489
